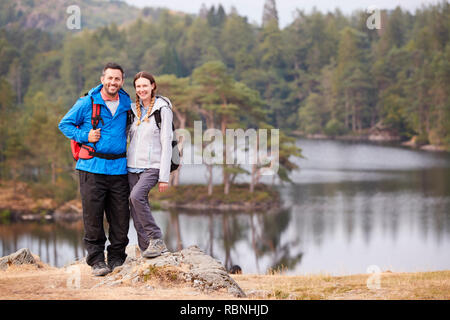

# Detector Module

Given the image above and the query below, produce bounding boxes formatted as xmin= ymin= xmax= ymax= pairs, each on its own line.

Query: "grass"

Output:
xmin=142 ymin=265 xmax=184 ymax=285
xmin=232 ymin=271 xmax=450 ymax=300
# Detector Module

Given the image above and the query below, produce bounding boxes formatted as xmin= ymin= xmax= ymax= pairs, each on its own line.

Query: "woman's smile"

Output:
xmin=135 ymin=77 xmax=154 ymax=103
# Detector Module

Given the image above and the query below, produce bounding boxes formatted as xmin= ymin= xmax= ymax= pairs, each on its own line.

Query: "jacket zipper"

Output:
xmin=134 ymin=119 xmax=141 ymax=168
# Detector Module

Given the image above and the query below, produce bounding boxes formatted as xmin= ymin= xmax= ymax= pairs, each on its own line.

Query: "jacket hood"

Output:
xmin=131 ymin=95 xmax=172 ymax=116
xmin=88 ymin=84 xmax=131 ymax=108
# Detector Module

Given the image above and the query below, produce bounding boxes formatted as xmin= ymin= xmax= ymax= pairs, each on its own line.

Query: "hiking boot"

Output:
xmin=91 ymin=261 xmax=111 ymax=276
xmin=108 ymin=259 xmax=125 ymax=272
xmin=142 ymin=238 xmax=169 ymax=258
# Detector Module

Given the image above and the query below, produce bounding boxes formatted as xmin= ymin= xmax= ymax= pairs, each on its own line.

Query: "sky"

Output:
xmin=124 ymin=0 xmax=443 ymax=28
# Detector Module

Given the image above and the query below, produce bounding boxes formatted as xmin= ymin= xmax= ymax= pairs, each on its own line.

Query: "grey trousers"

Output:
xmin=128 ymin=168 xmax=163 ymax=252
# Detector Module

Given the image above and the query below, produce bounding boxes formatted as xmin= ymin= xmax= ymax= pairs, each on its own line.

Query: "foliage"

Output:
xmin=0 ymin=0 xmax=449 ymax=201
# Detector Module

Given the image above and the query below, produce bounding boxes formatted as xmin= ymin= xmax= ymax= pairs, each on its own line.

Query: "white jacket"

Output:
xmin=127 ymin=96 xmax=173 ymax=183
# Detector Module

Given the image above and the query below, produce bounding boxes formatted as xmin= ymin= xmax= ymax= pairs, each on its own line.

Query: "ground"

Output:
xmin=1 ymin=262 xmax=449 ymax=300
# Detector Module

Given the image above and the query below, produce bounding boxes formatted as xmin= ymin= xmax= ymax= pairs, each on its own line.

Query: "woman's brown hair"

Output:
xmin=133 ymin=71 xmax=157 ymax=125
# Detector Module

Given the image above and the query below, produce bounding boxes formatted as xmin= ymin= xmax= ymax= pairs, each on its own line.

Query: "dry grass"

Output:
xmin=141 ymin=265 xmax=186 ymax=286
xmin=232 ymin=271 xmax=450 ymax=300
xmin=0 ymin=262 xmax=449 ymax=300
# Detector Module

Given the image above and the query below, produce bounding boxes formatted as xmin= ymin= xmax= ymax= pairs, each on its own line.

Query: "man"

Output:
xmin=59 ymin=62 xmax=131 ymax=276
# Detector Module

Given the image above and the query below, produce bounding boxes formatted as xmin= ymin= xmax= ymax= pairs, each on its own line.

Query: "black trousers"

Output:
xmin=78 ymin=170 xmax=130 ymax=266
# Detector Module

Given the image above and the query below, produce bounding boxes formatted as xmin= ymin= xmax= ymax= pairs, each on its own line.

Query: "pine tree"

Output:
xmin=262 ymin=0 xmax=279 ymax=28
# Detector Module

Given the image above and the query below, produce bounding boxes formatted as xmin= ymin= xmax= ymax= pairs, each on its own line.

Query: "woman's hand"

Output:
xmin=158 ymin=182 xmax=169 ymax=193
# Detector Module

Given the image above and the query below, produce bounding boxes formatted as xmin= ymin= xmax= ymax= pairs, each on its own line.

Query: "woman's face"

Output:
xmin=135 ymin=77 xmax=155 ymax=102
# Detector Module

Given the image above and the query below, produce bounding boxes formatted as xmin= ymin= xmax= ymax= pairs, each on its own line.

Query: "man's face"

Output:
xmin=101 ymin=68 xmax=124 ymax=96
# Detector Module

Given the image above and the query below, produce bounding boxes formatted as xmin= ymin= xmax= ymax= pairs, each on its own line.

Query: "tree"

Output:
xmin=193 ymin=61 xmax=268 ymax=195
xmin=179 ymin=18 xmax=216 ymax=73
xmin=3 ymin=127 xmax=30 ymax=193
xmin=298 ymin=93 xmax=324 ymax=135
xmin=0 ymin=78 xmax=16 ymax=179
xmin=23 ymin=92 xmax=70 ymax=185
xmin=262 ymin=0 xmax=279 ymax=28
xmin=335 ymin=27 xmax=373 ymax=132
xmin=156 ymin=74 xmax=199 ymax=186
xmin=220 ymin=13 xmax=255 ymax=70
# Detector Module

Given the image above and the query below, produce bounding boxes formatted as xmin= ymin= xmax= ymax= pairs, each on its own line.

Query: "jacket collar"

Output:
xmin=131 ymin=96 xmax=171 ymax=117
xmin=89 ymin=84 xmax=131 ymax=112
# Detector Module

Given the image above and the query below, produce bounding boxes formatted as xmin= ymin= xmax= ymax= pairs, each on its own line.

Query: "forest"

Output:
xmin=0 ymin=0 xmax=449 ymax=204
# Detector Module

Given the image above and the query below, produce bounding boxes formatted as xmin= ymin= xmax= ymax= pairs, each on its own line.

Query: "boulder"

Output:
xmin=96 ymin=245 xmax=246 ymax=298
xmin=0 ymin=248 xmax=39 ymax=270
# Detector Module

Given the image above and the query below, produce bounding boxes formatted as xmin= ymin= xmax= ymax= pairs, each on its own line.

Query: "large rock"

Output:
xmin=0 ymin=248 xmax=39 ymax=270
xmin=96 ymin=245 xmax=246 ymax=298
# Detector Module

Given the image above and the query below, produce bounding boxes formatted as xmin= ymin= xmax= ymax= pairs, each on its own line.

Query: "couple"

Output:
xmin=59 ymin=62 xmax=173 ymax=276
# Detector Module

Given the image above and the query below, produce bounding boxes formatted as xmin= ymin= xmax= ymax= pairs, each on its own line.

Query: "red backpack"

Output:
xmin=70 ymin=96 xmax=104 ymax=161
xmin=70 ymin=96 xmax=127 ymax=161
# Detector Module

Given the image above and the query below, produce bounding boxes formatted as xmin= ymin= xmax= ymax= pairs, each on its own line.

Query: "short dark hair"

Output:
xmin=102 ymin=62 xmax=124 ymax=77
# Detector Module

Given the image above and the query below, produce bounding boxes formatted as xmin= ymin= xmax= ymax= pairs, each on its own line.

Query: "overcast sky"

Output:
xmin=124 ymin=0 xmax=442 ymax=28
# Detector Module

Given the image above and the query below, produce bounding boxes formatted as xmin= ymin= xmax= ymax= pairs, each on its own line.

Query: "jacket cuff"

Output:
xmin=80 ymin=129 xmax=90 ymax=143
xmin=158 ymin=177 xmax=169 ymax=183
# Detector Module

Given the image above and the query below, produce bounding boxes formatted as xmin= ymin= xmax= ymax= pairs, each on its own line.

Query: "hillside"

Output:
xmin=0 ymin=0 xmax=169 ymax=32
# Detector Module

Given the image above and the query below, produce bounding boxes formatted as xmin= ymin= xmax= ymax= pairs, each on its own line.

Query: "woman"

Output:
xmin=127 ymin=71 xmax=173 ymax=258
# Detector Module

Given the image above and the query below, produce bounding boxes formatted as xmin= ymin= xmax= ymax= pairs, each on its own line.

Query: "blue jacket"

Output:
xmin=58 ymin=84 xmax=131 ymax=175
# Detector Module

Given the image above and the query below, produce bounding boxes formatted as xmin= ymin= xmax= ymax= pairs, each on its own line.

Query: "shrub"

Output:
xmin=324 ymin=119 xmax=347 ymax=137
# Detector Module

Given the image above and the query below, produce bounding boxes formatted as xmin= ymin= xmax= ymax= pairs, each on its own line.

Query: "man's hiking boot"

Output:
xmin=142 ymin=238 xmax=169 ymax=258
xmin=92 ymin=261 xmax=111 ymax=276
xmin=108 ymin=259 xmax=125 ymax=272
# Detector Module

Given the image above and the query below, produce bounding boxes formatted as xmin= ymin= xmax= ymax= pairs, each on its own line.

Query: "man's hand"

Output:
xmin=158 ymin=182 xmax=169 ymax=193
xmin=88 ymin=128 xmax=101 ymax=143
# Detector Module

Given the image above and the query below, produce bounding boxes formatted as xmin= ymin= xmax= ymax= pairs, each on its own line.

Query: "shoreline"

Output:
xmin=1 ymin=136 xmax=448 ymax=222
xmin=0 ymin=182 xmax=281 ymax=222
xmin=291 ymin=132 xmax=449 ymax=153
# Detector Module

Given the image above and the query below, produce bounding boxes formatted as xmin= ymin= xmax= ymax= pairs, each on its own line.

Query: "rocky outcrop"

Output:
xmin=2 ymin=246 xmax=246 ymax=297
xmin=0 ymin=248 xmax=42 ymax=270
xmin=368 ymin=122 xmax=400 ymax=142
xmin=93 ymin=245 xmax=246 ymax=298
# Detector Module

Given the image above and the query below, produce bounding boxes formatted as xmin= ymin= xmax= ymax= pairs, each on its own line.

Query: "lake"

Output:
xmin=1 ymin=138 xmax=450 ymax=275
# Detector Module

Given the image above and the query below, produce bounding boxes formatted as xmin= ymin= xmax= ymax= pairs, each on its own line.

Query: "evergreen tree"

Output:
xmin=262 ymin=0 xmax=279 ymax=28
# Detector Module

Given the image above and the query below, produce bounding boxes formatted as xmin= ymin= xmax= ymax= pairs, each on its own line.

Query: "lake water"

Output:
xmin=1 ymin=139 xmax=450 ymax=275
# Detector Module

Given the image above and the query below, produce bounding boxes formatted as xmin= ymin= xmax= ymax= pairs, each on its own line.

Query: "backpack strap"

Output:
xmin=73 ymin=93 xmax=125 ymax=161
xmin=153 ymin=109 xmax=162 ymax=130
xmin=90 ymin=96 xmax=104 ymax=130
xmin=153 ymin=102 xmax=176 ymax=131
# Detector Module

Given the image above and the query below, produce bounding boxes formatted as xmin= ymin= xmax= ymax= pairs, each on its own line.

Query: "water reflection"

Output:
xmin=156 ymin=208 xmax=303 ymax=274
xmin=0 ymin=221 xmax=85 ymax=267
xmin=1 ymin=139 xmax=450 ymax=275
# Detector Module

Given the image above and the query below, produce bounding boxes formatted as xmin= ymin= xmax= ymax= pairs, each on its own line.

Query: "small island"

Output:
xmin=0 ymin=181 xmax=281 ymax=222
xmin=149 ymin=183 xmax=281 ymax=212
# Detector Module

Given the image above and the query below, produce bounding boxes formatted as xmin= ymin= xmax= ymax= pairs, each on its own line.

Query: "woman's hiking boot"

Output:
xmin=142 ymin=238 xmax=168 ymax=258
